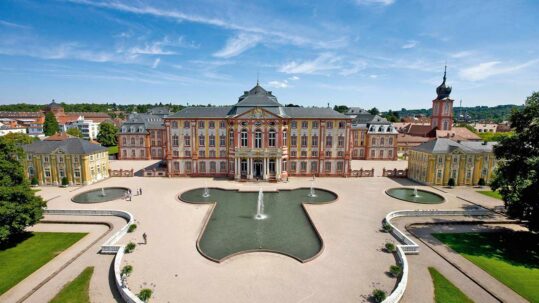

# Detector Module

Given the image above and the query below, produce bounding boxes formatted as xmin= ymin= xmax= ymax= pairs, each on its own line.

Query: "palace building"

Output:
xmin=164 ymin=84 xmax=354 ymax=181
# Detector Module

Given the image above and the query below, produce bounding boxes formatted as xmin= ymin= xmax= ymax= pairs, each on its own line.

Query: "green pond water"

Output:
xmin=386 ymin=187 xmax=445 ymax=204
xmin=72 ymin=187 xmax=129 ymax=203
xmin=180 ymin=188 xmax=337 ymax=262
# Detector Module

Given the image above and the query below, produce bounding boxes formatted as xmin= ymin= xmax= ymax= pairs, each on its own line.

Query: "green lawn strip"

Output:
xmin=107 ymin=146 xmax=118 ymax=155
xmin=433 ymin=232 xmax=539 ymax=303
xmin=49 ymin=266 xmax=94 ymax=303
xmin=428 ymin=267 xmax=474 ymax=303
xmin=477 ymin=190 xmax=503 ymax=200
xmin=0 ymin=232 xmax=87 ymax=295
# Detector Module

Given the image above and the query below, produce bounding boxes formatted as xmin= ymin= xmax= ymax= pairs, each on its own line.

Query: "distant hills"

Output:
xmin=393 ymin=104 xmax=523 ymax=122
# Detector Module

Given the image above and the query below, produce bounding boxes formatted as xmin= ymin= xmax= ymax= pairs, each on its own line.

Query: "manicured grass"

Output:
xmin=0 ymin=232 xmax=87 ymax=295
xmin=433 ymin=232 xmax=539 ymax=303
xmin=477 ymin=190 xmax=503 ymax=200
xmin=107 ymin=145 xmax=118 ymax=155
xmin=428 ymin=267 xmax=474 ymax=303
xmin=49 ymin=267 xmax=94 ymax=303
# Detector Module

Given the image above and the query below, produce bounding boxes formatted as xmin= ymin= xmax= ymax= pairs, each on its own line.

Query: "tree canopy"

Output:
xmin=96 ymin=122 xmax=118 ymax=147
xmin=490 ymin=91 xmax=539 ymax=231
xmin=0 ymin=137 xmax=45 ymax=243
xmin=43 ymin=112 xmax=60 ymax=136
xmin=333 ymin=105 xmax=349 ymax=114
xmin=368 ymin=107 xmax=380 ymax=115
xmin=66 ymin=127 xmax=83 ymax=138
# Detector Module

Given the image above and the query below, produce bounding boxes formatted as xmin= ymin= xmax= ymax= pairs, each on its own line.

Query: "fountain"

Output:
xmin=101 ymin=187 xmax=106 ymax=197
xmin=254 ymin=188 xmax=267 ymax=220
xmin=413 ymin=186 xmax=419 ymax=197
xmin=308 ymin=181 xmax=317 ymax=197
xmin=202 ymin=183 xmax=210 ymax=198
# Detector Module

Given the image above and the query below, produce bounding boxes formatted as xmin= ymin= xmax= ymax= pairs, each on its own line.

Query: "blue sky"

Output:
xmin=1 ymin=0 xmax=538 ymax=110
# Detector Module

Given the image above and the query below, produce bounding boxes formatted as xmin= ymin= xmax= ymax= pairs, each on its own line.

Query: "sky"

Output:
xmin=0 ymin=0 xmax=538 ymax=110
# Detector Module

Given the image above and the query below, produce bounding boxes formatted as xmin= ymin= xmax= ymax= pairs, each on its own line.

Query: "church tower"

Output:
xmin=431 ymin=66 xmax=454 ymax=131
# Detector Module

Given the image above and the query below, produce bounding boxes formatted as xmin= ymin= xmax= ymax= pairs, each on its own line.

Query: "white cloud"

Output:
xmin=356 ymin=0 xmax=395 ymax=6
xmin=401 ymin=40 xmax=418 ymax=49
xmin=459 ymin=60 xmax=539 ymax=81
xmin=0 ymin=20 xmax=31 ymax=29
xmin=369 ymin=74 xmax=378 ymax=79
xmin=152 ymin=58 xmax=161 ymax=68
xmin=450 ymin=50 xmax=474 ymax=58
xmin=213 ymin=33 xmax=261 ymax=58
xmin=340 ymin=60 xmax=367 ymax=76
xmin=279 ymin=53 xmax=341 ymax=74
xmin=288 ymin=76 xmax=300 ymax=80
xmin=267 ymin=80 xmax=289 ymax=88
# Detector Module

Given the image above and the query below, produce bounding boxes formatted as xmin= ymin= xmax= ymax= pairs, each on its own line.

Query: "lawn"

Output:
xmin=0 ymin=232 xmax=87 ymax=295
xmin=50 ymin=267 xmax=94 ymax=303
xmin=477 ymin=190 xmax=503 ymax=200
xmin=433 ymin=232 xmax=539 ymax=303
xmin=107 ymin=145 xmax=118 ymax=155
xmin=428 ymin=267 xmax=474 ymax=303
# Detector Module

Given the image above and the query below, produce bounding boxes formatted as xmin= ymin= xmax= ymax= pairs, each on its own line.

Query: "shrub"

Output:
xmin=385 ymin=242 xmax=396 ymax=253
xmin=382 ymin=222 xmax=392 ymax=233
xmin=448 ymin=178 xmax=455 ymax=188
xmin=125 ymin=242 xmax=136 ymax=253
xmin=372 ymin=289 xmax=387 ymax=303
xmin=121 ymin=265 xmax=133 ymax=276
xmin=61 ymin=177 xmax=68 ymax=186
xmin=138 ymin=288 xmax=152 ymax=302
xmin=389 ymin=265 xmax=402 ymax=278
xmin=127 ymin=224 xmax=137 ymax=233
xmin=31 ymin=176 xmax=39 ymax=186
xmin=478 ymin=178 xmax=486 ymax=187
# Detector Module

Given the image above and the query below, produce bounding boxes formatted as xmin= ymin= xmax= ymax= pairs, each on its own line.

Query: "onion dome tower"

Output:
xmin=431 ymin=66 xmax=454 ymax=131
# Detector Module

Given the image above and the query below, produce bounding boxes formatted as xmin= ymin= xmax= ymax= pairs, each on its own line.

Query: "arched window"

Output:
xmin=255 ymin=129 xmax=262 ymax=148
xmin=172 ymin=121 xmax=178 ymax=128
xmin=241 ymin=129 xmax=248 ymax=147
xmin=268 ymin=129 xmax=276 ymax=147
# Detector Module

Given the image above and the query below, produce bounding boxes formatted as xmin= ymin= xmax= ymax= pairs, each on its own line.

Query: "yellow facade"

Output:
xmin=408 ymin=141 xmax=496 ymax=186
xmin=23 ymin=150 xmax=109 ymax=186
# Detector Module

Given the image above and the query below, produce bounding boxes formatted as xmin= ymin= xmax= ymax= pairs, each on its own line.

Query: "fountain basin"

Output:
xmin=385 ymin=187 xmax=445 ymax=204
xmin=179 ymin=187 xmax=338 ymax=263
xmin=72 ymin=187 xmax=129 ymax=203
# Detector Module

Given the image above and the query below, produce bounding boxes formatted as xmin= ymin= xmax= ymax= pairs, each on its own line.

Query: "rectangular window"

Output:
xmin=300 ymin=161 xmax=307 ymax=171
xmin=200 ymin=162 xmax=206 ymax=173
xmin=74 ymin=170 xmax=80 ymax=178
xmin=301 ymin=135 xmax=307 ymax=147
xmin=184 ymin=135 xmax=191 ymax=146
xmin=291 ymin=161 xmax=297 ymax=171
xmin=325 ymin=150 xmax=332 ymax=157
xmin=219 ymin=150 xmax=226 ymax=157
xmin=337 ymin=151 xmax=344 ymax=157
xmin=174 ymin=161 xmax=180 ymax=171
xmin=220 ymin=135 xmax=226 ymax=146
xmin=199 ymin=135 xmax=205 ymax=146
xmin=311 ymin=151 xmax=318 ymax=157
xmin=173 ymin=150 xmax=179 ymax=157
xmin=311 ymin=161 xmax=317 ymax=172
xmin=210 ymin=161 xmax=216 ymax=172
xmin=338 ymin=135 xmax=344 ymax=148
xmin=209 ymin=135 xmax=215 ymax=147
xmin=325 ymin=162 xmax=331 ymax=172
xmin=219 ymin=121 xmax=226 ymax=128
xmin=327 ymin=121 xmax=333 ymax=129
xmin=290 ymin=151 xmax=297 ymax=157
xmin=173 ymin=135 xmax=179 ymax=147
xmin=311 ymin=135 xmax=318 ymax=146
xmin=337 ymin=161 xmax=343 ymax=171
xmin=301 ymin=121 xmax=308 ymax=129
xmin=185 ymin=162 xmax=192 ymax=172
xmin=301 ymin=150 xmax=307 ymax=157
xmin=220 ymin=161 xmax=226 ymax=172
xmin=326 ymin=135 xmax=332 ymax=147
xmin=209 ymin=150 xmax=216 ymax=157
xmin=209 ymin=121 xmax=215 ymax=128
xmin=291 ymin=135 xmax=297 ymax=146
xmin=184 ymin=121 xmax=190 ymax=128
xmin=338 ymin=121 xmax=345 ymax=129
xmin=312 ymin=121 xmax=319 ymax=128
xmin=198 ymin=121 xmax=205 ymax=128
xmin=291 ymin=121 xmax=297 ymax=128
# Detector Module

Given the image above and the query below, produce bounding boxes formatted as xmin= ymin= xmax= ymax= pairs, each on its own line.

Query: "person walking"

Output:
xmin=140 ymin=188 xmax=143 ymax=195
xmin=143 ymin=233 xmax=147 ymax=244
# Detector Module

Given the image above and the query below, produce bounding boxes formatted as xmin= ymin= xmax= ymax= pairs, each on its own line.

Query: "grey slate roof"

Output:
xmin=23 ymin=138 xmax=107 ymax=154
xmin=167 ymin=84 xmax=348 ymax=119
xmin=121 ymin=113 xmax=165 ymax=133
xmin=412 ymin=138 xmax=495 ymax=154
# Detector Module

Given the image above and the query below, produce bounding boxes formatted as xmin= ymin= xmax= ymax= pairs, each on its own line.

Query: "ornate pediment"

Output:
xmin=235 ymin=107 xmax=281 ymax=120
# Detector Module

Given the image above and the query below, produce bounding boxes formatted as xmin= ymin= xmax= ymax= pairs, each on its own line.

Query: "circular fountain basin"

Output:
xmin=179 ymin=187 xmax=338 ymax=262
xmin=385 ymin=187 xmax=445 ymax=204
xmin=72 ymin=187 xmax=129 ymax=203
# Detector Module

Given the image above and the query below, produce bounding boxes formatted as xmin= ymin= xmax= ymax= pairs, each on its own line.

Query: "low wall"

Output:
xmin=383 ymin=168 xmax=408 ymax=178
xmin=381 ymin=208 xmax=491 ymax=303
xmin=142 ymin=169 xmax=168 ymax=177
xmin=109 ymin=169 xmax=134 ymax=177
xmin=351 ymin=168 xmax=375 ymax=177
xmin=43 ymin=208 xmax=142 ymax=303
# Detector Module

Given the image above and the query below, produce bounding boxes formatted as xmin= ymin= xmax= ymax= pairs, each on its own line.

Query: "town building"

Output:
xmin=407 ymin=138 xmax=496 ymax=186
xmin=22 ymin=136 xmax=109 ymax=186
xmin=161 ymin=84 xmax=352 ymax=180
xmin=67 ymin=116 xmax=100 ymax=140
xmin=345 ymin=108 xmax=398 ymax=160
xmin=0 ymin=126 xmax=27 ymax=136
xmin=472 ymin=123 xmax=498 ymax=133
xmin=118 ymin=111 xmax=168 ymax=160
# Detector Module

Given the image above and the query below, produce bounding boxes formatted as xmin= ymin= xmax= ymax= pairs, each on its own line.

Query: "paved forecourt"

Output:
xmin=37 ymin=167 xmax=499 ymax=303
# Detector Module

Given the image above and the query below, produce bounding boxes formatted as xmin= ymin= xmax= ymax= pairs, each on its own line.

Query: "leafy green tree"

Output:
xmin=2 ymin=133 xmax=38 ymax=145
xmin=43 ymin=112 xmax=60 ymax=136
xmin=368 ymin=107 xmax=380 ymax=115
xmin=66 ymin=127 xmax=83 ymax=138
xmin=96 ymin=122 xmax=118 ymax=147
xmin=0 ymin=137 xmax=45 ymax=243
xmin=333 ymin=105 xmax=349 ymax=113
xmin=491 ymin=92 xmax=539 ymax=232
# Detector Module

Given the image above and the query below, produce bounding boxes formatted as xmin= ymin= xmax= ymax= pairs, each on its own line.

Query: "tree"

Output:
xmin=96 ymin=122 xmax=118 ymax=147
xmin=0 ymin=137 xmax=45 ymax=243
xmin=66 ymin=127 xmax=83 ymax=138
xmin=368 ymin=107 xmax=380 ymax=115
xmin=43 ymin=112 xmax=60 ymax=136
xmin=491 ymin=92 xmax=539 ymax=231
xmin=333 ymin=105 xmax=349 ymax=113
xmin=2 ymin=133 xmax=38 ymax=145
